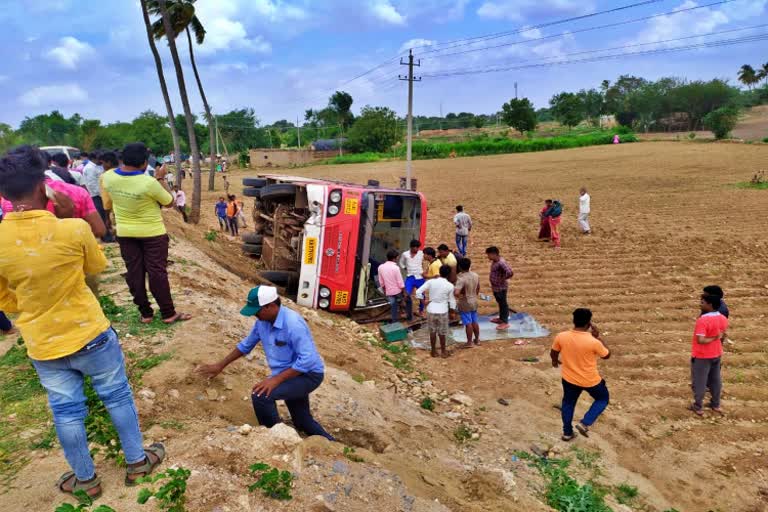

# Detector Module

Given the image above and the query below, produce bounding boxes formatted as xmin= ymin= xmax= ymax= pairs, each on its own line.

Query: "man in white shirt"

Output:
xmin=173 ymin=186 xmax=188 ymax=223
xmin=453 ymin=205 xmax=472 ymax=257
xmin=416 ymin=265 xmax=456 ymax=358
xmin=578 ymin=187 xmax=591 ymax=235
xmin=84 ymin=152 xmax=113 ymax=242
xmin=399 ymin=239 xmax=425 ymax=321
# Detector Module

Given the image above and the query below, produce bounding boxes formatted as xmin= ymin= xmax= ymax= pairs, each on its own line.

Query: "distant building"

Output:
xmin=310 ymin=138 xmax=347 ymax=151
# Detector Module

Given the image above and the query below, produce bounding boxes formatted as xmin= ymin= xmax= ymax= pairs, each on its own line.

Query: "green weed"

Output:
xmin=572 ymin=447 xmax=602 ymax=473
xmin=515 ymin=451 xmax=611 ymax=512
xmin=615 ymin=483 xmax=639 ymax=505
xmin=204 ymin=230 xmax=218 ymax=242
xmin=420 ymin=397 xmax=435 ymax=411
xmin=372 ymin=340 xmax=414 ymax=372
xmin=56 ymin=490 xmax=116 ymax=511
xmin=248 ymin=462 xmax=293 ymax=501
xmin=29 ymin=425 xmax=57 ymax=450
xmin=137 ymin=467 xmax=191 ymax=512
xmin=453 ymin=424 xmax=473 ymax=444
xmin=157 ymin=420 xmax=186 ymax=431
xmin=343 ymin=446 xmax=364 ymax=463
xmin=352 ymin=374 xmax=365 ymax=384
xmin=99 ymin=296 xmax=175 ymax=337
xmin=736 ymin=181 xmax=768 ymax=189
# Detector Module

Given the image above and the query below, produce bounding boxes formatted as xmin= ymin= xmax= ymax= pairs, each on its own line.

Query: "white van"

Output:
xmin=40 ymin=146 xmax=81 ymax=165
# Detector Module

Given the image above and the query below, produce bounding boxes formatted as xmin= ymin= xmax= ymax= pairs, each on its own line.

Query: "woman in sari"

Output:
xmin=538 ymin=199 xmax=552 ymax=241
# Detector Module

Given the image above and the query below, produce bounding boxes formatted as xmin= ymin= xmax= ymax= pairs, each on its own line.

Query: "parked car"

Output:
xmin=40 ymin=146 xmax=80 ymax=165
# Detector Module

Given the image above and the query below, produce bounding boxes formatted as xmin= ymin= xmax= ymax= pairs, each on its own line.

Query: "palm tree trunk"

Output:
xmin=185 ymin=27 xmax=216 ymax=192
xmin=158 ymin=0 xmax=202 ymax=223
xmin=140 ymin=0 xmax=182 ymax=179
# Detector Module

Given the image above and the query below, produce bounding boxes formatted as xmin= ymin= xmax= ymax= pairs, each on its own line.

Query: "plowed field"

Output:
xmin=290 ymin=141 xmax=768 ymax=511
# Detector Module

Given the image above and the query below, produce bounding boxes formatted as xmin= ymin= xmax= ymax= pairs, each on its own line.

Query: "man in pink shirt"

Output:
xmin=378 ymin=249 xmax=405 ymax=323
xmin=690 ymin=294 xmax=729 ymax=416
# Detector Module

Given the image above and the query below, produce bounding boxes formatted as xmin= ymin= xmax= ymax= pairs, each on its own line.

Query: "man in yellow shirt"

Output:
xmin=437 ymin=244 xmax=458 ymax=284
xmin=423 ymin=247 xmax=442 ymax=279
xmin=102 ymin=143 xmax=191 ymax=325
xmin=550 ymin=308 xmax=611 ymax=441
xmin=0 ymin=145 xmax=164 ymax=499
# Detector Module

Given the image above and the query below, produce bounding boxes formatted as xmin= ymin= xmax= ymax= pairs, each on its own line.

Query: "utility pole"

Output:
xmin=399 ymin=49 xmax=421 ymax=191
xmin=514 ymin=82 xmax=518 ymax=99
xmin=439 ymin=101 xmax=443 ymax=130
xmin=297 ymin=116 xmax=301 ymax=148
xmin=215 ymin=116 xmax=220 ymax=156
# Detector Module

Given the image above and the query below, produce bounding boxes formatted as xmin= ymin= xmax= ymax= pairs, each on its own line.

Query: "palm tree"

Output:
xmin=139 ymin=0 xmax=183 ymax=180
xmin=761 ymin=62 xmax=768 ymax=87
xmin=156 ymin=0 xmax=203 ymax=223
xmin=147 ymin=0 xmax=216 ymax=192
xmin=738 ymin=64 xmax=759 ymax=90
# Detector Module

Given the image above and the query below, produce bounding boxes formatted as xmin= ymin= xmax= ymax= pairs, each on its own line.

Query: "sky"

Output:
xmin=1 ymin=0 xmax=767 ymax=128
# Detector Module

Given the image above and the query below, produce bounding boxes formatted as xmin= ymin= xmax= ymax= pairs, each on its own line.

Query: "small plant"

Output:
xmin=204 ymin=230 xmax=218 ymax=242
xmin=248 ymin=462 xmax=293 ymax=501
xmin=751 ymin=170 xmax=765 ymax=185
xmin=615 ymin=483 xmax=639 ymax=505
xmin=137 ymin=467 xmax=191 ymax=512
xmin=453 ymin=424 xmax=473 ymax=444
xmin=420 ymin=397 xmax=435 ymax=411
xmin=343 ymin=446 xmax=364 ymax=463
xmin=55 ymin=490 xmax=116 ymax=512
xmin=572 ymin=447 xmax=601 ymax=472
xmin=703 ymin=106 xmax=739 ymax=140
xmin=763 ymin=137 xmax=768 ymax=143
xmin=687 ymin=132 xmax=696 ymax=140
xmin=352 ymin=374 xmax=365 ymax=384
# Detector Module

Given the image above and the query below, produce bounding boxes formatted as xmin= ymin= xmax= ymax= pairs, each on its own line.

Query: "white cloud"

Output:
xmin=198 ymin=19 xmax=271 ymax=55
xmin=477 ymin=0 xmax=594 ymax=21
xmin=19 ymin=84 xmax=88 ymax=107
xmin=399 ymin=38 xmax=436 ymax=54
xmin=520 ymin=26 xmax=543 ymax=40
xmin=371 ymin=0 xmax=406 ymax=25
xmin=633 ymin=0 xmax=732 ymax=46
xmin=45 ymin=37 xmax=95 ymax=69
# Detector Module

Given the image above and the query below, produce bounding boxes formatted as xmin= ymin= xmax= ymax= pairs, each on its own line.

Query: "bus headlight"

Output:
xmin=319 ymin=287 xmax=331 ymax=298
xmin=330 ymin=191 xmax=342 ymax=203
xmin=328 ymin=205 xmax=340 ymax=215
xmin=318 ymin=299 xmax=330 ymax=309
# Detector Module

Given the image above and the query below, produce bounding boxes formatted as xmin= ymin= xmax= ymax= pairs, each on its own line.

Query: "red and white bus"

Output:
xmin=241 ymin=175 xmax=427 ymax=316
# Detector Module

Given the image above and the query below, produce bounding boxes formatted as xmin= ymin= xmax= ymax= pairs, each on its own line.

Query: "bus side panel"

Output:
xmin=419 ymin=192 xmax=428 ymax=249
xmin=319 ymin=187 xmax=362 ymax=312
xmin=296 ymin=184 xmax=327 ymax=308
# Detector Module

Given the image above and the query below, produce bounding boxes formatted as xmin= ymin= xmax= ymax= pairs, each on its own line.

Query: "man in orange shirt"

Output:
xmin=690 ymin=294 xmax=728 ymax=416
xmin=551 ymin=308 xmax=611 ymax=441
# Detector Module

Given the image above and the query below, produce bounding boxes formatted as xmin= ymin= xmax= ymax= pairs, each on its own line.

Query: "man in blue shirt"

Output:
xmin=214 ymin=196 xmax=228 ymax=231
xmin=198 ymin=286 xmax=334 ymax=441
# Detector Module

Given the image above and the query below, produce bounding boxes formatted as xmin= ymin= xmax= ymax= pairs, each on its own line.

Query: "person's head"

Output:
xmin=456 ymin=205 xmax=463 ymax=213
xmin=41 ymin=150 xmax=52 ymax=166
xmin=173 ymin=186 xmax=179 ymax=192
xmin=439 ymin=265 xmax=451 ymax=279
xmin=703 ymin=285 xmax=724 ymax=299
xmin=121 ymin=143 xmax=148 ymax=170
xmin=437 ymin=244 xmax=450 ymax=257
xmin=218 ymin=196 xmax=225 ymax=202
xmin=545 ymin=199 xmax=553 ymax=206
xmin=423 ymin=247 xmax=436 ymax=261
xmin=241 ymin=286 xmax=282 ymax=322
xmin=0 ymin=145 xmax=48 ymax=206
xmin=579 ymin=187 xmax=587 ymax=196
xmin=88 ymin=151 xmax=99 ymax=161
xmin=458 ymin=257 xmax=471 ymax=272
xmin=100 ymin=151 xmax=118 ymax=170
xmin=700 ymin=294 xmax=720 ymax=314
xmin=572 ymin=308 xmax=593 ymax=329
xmin=409 ymin=239 xmax=420 ymax=254
xmin=386 ymin=249 xmax=399 ymax=262
xmin=51 ymin=152 xmax=69 ymax=168
xmin=485 ymin=246 xmax=500 ymax=262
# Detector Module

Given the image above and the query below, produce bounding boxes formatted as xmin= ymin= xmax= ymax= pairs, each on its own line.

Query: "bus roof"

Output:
xmin=257 ymin=174 xmax=421 ymax=195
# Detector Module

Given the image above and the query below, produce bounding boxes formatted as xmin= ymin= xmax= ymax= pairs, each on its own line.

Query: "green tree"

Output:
xmin=216 ymin=109 xmax=268 ymax=152
xmin=17 ymin=111 xmax=81 ymax=146
xmin=80 ymin=119 xmax=102 ymax=151
xmin=759 ymin=62 xmax=768 ymax=86
xmin=738 ymin=64 xmax=760 ymax=90
xmin=501 ymin=98 xmax=537 ymax=135
xmin=329 ymin=91 xmax=354 ymax=130
xmin=670 ymin=79 xmax=738 ymax=131
xmin=703 ymin=106 xmax=739 ymax=139
xmin=131 ymin=111 xmax=173 ymax=154
xmin=148 ymin=0 xmax=217 ymax=191
xmin=549 ymin=92 xmax=584 ymax=129
xmin=346 ymin=106 xmax=400 ymax=153
xmin=0 ymin=123 xmax=20 ymax=153
xmin=577 ymin=89 xmax=604 ymax=126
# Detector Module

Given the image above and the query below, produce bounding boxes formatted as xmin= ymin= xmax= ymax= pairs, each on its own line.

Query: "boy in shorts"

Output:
xmin=416 ymin=265 xmax=456 ymax=358
xmin=455 ymin=257 xmax=480 ymax=347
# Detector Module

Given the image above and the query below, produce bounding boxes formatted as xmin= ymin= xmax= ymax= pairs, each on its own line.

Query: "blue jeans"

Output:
xmin=387 ymin=295 xmax=401 ymax=323
xmin=31 ymin=328 xmax=145 ymax=481
xmin=404 ymin=277 xmax=425 ymax=321
xmin=456 ymin=234 xmax=468 ymax=257
xmin=251 ymin=372 xmax=334 ymax=441
xmin=561 ymin=379 xmax=610 ymax=436
xmin=0 ymin=311 xmax=12 ymax=332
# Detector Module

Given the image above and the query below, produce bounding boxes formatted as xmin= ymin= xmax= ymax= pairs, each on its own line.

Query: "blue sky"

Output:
xmin=1 ymin=0 xmax=766 ymax=128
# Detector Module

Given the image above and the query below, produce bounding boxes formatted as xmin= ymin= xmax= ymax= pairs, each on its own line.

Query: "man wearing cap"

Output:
xmin=197 ymin=286 xmax=334 ymax=441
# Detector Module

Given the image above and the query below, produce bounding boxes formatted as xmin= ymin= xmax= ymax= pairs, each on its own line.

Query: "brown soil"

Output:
xmin=2 ymin=141 xmax=767 ymax=512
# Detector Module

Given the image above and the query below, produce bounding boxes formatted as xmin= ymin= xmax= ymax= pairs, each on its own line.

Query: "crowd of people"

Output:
xmin=0 ymin=142 xmax=733 ymax=500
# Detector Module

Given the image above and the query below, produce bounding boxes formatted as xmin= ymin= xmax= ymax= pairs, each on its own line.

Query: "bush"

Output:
xmin=346 ymin=106 xmax=400 ymax=153
xmin=703 ymin=106 xmax=739 ymax=139
xmin=763 ymin=137 xmax=768 ymax=143
xmin=688 ymin=132 xmax=696 ymax=140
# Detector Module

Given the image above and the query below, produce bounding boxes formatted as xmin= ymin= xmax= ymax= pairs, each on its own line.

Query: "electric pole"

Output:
xmin=514 ymin=82 xmax=518 ymax=99
xmin=399 ymin=49 xmax=421 ymax=191
xmin=297 ymin=116 xmax=301 ymax=148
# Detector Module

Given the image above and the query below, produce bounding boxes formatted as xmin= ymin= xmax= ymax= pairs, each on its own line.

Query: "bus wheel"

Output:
xmin=259 ymin=270 xmax=298 ymax=288
xmin=242 ymin=178 xmax=267 ymax=187
xmin=241 ymin=232 xmax=264 ymax=244
xmin=241 ymin=243 xmax=262 ymax=257
xmin=243 ymin=187 xmax=261 ymax=198
xmin=260 ymin=184 xmax=297 ymax=201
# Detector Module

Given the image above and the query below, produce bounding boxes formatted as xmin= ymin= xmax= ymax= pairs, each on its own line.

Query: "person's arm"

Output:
xmin=148 ymin=166 xmax=175 ymax=208
xmin=416 ymin=280 xmax=430 ymax=301
xmin=550 ymin=349 xmax=561 ymax=368
xmin=83 ymin=211 xmax=106 ymax=238
xmin=696 ymin=334 xmax=720 ymax=344
xmin=591 ymin=324 xmax=611 ymax=360
xmin=100 ymin=176 xmax=113 ymax=211
xmin=253 ymin=318 xmax=318 ymax=397
xmin=693 ymin=317 xmax=719 ymax=344
xmin=197 ymin=324 xmax=259 ymax=378
xmin=448 ymin=284 xmax=457 ymax=311
xmin=398 ymin=253 xmax=407 ymax=271
xmin=504 ymin=261 xmax=514 ymax=280
xmin=80 ymin=221 xmax=108 ymax=275
xmin=0 ymin=274 xmax=18 ymax=314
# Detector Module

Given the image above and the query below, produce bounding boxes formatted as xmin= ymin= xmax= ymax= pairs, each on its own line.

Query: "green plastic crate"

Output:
xmin=379 ymin=322 xmax=408 ymax=343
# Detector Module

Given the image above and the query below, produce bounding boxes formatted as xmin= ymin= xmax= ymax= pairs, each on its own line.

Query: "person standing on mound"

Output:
xmin=197 ymin=286 xmax=335 ymax=441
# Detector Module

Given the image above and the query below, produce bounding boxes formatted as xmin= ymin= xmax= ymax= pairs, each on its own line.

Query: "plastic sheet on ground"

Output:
xmin=408 ymin=312 xmax=550 ymax=350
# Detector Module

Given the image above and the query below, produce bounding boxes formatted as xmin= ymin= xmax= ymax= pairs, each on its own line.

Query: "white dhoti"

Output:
xmin=578 ymin=212 xmax=590 ymax=233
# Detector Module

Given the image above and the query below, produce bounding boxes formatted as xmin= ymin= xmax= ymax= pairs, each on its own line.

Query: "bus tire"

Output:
xmin=241 ymin=243 xmax=262 ymax=257
xmin=259 ymin=270 xmax=298 ymax=287
xmin=260 ymin=184 xmax=297 ymax=201
xmin=241 ymin=232 xmax=263 ymax=244
xmin=242 ymin=178 xmax=267 ymax=187
xmin=243 ymin=187 xmax=261 ymax=198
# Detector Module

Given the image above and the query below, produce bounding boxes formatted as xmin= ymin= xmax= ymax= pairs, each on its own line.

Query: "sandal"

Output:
xmin=57 ymin=471 xmax=102 ymax=500
xmin=140 ymin=316 xmax=154 ymax=324
xmin=688 ymin=404 xmax=704 ymax=416
xmin=162 ymin=313 xmax=192 ymax=325
xmin=561 ymin=434 xmax=576 ymax=442
xmin=709 ymin=406 xmax=724 ymax=416
xmin=125 ymin=443 xmax=166 ymax=486
xmin=575 ymin=423 xmax=590 ymax=437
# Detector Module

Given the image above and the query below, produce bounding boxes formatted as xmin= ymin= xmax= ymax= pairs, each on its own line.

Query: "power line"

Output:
xmin=423 ymin=23 xmax=768 ymax=77
xmin=420 ymin=0 xmax=738 ymax=61
xmin=422 ymin=32 xmax=768 ymax=79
